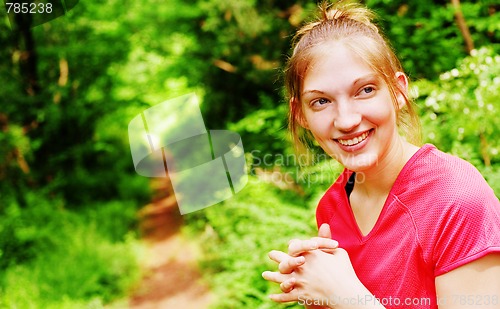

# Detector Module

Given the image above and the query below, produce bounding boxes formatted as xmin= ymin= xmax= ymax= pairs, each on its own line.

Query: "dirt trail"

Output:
xmin=128 ymin=180 xmax=213 ymax=309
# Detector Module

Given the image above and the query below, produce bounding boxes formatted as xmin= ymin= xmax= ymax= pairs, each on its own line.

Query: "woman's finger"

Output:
xmin=268 ymin=250 xmax=290 ymax=263
xmin=261 ymin=271 xmax=288 ymax=284
xmin=288 ymin=239 xmax=318 ymax=257
xmin=318 ymin=223 xmax=332 ymax=238
xmin=288 ymin=238 xmax=339 ymax=257
xmin=279 ymin=277 xmax=296 ymax=293
xmin=279 ymin=255 xmax=305 ymax=274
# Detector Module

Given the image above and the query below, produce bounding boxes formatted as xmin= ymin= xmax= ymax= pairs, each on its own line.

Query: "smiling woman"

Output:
xmin=262 ymin=1 xmax=500 ymax=309
xmin=298 ymin=44 xmax=415 ymax=173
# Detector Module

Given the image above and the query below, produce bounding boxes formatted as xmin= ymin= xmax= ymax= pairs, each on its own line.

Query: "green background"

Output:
xmin=0 ymin=0 xmax=499 ymax=308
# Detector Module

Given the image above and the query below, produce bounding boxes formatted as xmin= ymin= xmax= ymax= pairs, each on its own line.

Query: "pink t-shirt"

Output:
xmin=316 ymin=144 xmax=500 ymax=308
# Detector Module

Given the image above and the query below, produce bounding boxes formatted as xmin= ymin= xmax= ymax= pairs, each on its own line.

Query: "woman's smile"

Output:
xmin=334 ymin=129 xmax=374 ymax=152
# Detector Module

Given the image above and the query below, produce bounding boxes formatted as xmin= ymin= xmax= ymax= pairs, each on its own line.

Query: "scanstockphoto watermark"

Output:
xmin=249 ymin=150 xmax=332 ymax=168
xmin=249 ymin=149 xmax=376 ymax=187
xmin=253 ymin=165 xmax=342 ymax=188
xmin=298 ymin=295 xmax=432 ymax=307
xmin=249 ymin=149 xmax=379 ymax=169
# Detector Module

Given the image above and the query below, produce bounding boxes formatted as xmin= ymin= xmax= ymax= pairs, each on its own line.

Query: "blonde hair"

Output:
xmin=286 ymin=1 xmax=421 ymax=156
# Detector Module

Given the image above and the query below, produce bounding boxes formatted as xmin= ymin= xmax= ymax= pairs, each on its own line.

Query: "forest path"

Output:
xmin=128 ymin=183 xmax=213 ymax=309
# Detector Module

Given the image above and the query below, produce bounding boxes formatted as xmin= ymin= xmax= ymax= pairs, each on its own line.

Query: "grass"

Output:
xmin=0 ymin=194 xmax=143 ymax=308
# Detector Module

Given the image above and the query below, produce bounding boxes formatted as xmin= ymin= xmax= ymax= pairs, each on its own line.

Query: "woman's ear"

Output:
xmin=290 ymin=97 xmax=309 ymax=129
xmin=395 ymin=72 xmax=409 ymax=110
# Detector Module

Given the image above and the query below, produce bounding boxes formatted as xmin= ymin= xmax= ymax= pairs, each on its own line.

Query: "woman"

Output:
xmin=262 ymin=2 xmax=500 ymax=308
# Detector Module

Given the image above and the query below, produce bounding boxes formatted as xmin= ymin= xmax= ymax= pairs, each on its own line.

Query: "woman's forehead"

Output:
xmin=302 ymin=44 xmax=380 ymax=89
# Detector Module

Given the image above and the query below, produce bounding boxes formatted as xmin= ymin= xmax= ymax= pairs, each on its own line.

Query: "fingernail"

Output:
xmin=297 ymin=256 xmax=305 ymax=264
xmin=310 ymin=242 xmax=318 ymax=250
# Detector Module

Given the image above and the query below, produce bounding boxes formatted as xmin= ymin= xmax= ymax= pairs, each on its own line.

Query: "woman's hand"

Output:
xmin=263 ymin=223 xmax=338 ymax=293
xmin=263 ymin=224 xmax=341 ymax=299
xmin=263 ymin=246 xmax=367 ymax=308
xmin=262 ymin=224 xmax=377 ymax=308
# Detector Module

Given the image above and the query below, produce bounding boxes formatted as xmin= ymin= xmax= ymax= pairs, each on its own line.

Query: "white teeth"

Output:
xmin=338 ymin=131 xmax=369 ymax=146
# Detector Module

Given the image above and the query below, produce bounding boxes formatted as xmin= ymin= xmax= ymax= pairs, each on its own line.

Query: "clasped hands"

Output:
xmin=262 ymin=224 xmax=363 ymax=307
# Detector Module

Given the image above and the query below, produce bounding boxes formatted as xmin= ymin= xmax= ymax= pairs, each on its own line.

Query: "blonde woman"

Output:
xmin=262 ymin=2 xmax=500 ymax=308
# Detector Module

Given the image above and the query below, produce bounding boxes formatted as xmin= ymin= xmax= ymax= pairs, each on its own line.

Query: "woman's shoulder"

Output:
xmin=396 ymin=144 xmax=497 ymax=203
xmin=406 ymin=144 xmax=481 ymax=176
xmin=400 ymin=147 xmax=500 ymax=275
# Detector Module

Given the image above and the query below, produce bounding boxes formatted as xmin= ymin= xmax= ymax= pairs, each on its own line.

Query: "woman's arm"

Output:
xmin=435 ymin=253 xmax=500 ymax=309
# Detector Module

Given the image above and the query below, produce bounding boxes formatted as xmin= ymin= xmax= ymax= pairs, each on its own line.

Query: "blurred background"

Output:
xmin=0 ymin=0 xmax=499 ymax=308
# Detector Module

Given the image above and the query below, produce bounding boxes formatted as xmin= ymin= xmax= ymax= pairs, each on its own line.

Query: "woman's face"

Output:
xmin=300 ymin=43 xmax=406 ymax=173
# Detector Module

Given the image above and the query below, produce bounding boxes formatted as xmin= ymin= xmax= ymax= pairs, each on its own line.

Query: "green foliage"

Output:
xmin=0 ymin=123 xmax=33 ymax=206
xmin=0 ymin=0 xmax=146 ymax=206
xmin=184 ymin=177 xmax=322 ymax=309
xmin=190 ymin=0 xmax=295 ymax=127
xmin=0 ymin=194 xmax=142 ymax=308
xmin=228 ymin=104 xmax=289 ymax=166
xmin=366 ymin=0 xmax=500 ymax=79
xmin=414 ymin=46 xmax=500 ymax=168
xmin=129 ymin=0 xmax=318 ymax=128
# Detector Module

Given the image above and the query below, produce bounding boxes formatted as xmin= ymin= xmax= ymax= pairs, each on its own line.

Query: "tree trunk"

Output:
xmin=450 ymin=0 xmax=474 ymax=54
xmin=14 ymin=13 xmax=40 ymax=97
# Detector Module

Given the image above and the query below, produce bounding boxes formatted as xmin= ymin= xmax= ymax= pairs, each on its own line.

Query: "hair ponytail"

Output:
xmin=320 ymin=1 xmax=376 ymax=30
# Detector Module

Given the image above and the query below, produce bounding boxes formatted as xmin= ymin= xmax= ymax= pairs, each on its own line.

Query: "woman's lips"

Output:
xmin=334 ymin=129 xmax=373 ymax=152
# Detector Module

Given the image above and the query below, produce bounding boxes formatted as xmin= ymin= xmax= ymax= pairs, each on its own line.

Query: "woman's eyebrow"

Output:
xmin=353 ymin=74 xmax=379 ymax=86
xmin=301 ymin=89 xmax=326 ymax=97
xmin=301 ymin=74 xmax=379 ymax=97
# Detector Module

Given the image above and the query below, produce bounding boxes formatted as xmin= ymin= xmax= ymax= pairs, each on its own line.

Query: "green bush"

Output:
xmin=414 ymin=46 xmax=499 ymax=164
xmin=0 ymin=194 xmax=142 ymax=308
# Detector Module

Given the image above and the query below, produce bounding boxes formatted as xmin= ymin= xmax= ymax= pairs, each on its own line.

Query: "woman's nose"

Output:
xmin=333 ymin=101 xmax=362 ymax=132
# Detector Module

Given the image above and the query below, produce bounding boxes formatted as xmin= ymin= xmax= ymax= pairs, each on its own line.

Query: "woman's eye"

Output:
xmin=313 ymin=98 xmax=329 ymax=106
xmin=356 ymin=86 xmax=376 ymax=98
xmin=362 ymin=87 xmax=374 ymax=94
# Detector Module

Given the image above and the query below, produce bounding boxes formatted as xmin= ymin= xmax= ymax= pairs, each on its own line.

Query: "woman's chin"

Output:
xmin=339 ymin=153 xmax=379 ymax=172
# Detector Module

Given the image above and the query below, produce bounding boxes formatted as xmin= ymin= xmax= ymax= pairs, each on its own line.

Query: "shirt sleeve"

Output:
xmin=432 ymin=186 xmax=500 ymax=276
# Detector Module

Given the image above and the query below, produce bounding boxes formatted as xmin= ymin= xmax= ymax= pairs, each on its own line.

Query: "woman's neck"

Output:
xmin=354 ymin=138 xmax=419 ymax=199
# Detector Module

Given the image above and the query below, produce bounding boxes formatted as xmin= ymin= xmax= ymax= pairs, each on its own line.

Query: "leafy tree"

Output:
xmin=0 ymin=0 xmax=144 ymax=205
xmin=414 ymin=46 xmax=500 ymax=192
xmin=365 ymin=0 xmax=500 ymax=79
